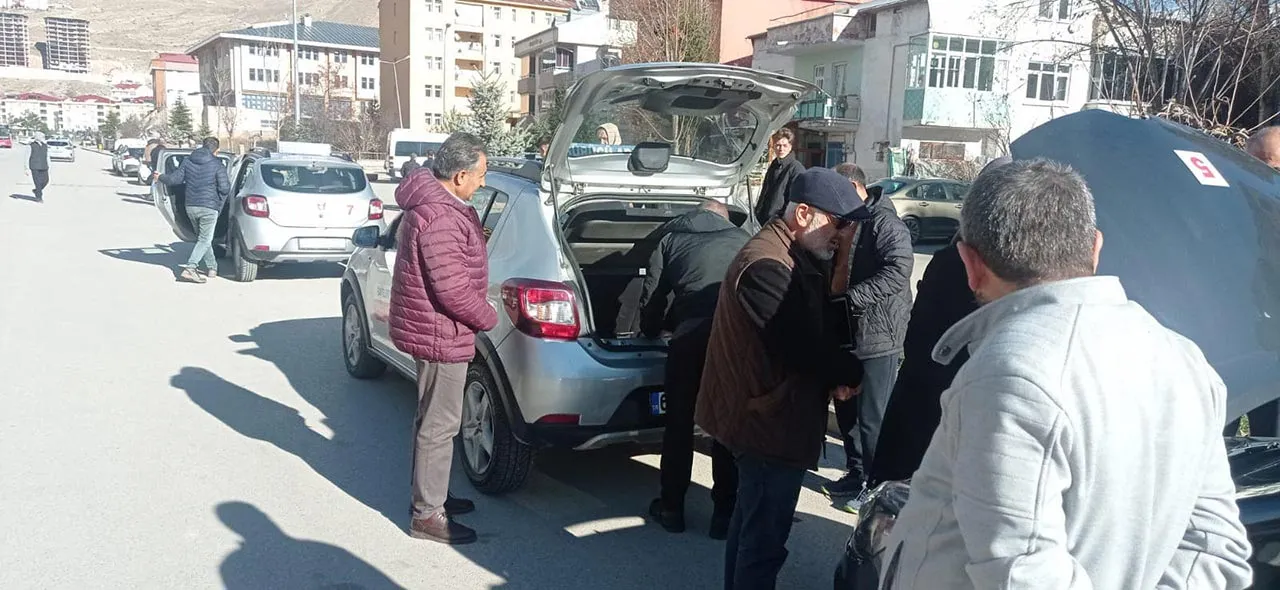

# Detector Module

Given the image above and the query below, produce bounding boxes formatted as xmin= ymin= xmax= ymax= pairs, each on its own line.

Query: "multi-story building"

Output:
xmin=1 ymin=91 xmax=60 ymax=130
xmin=380 ymin=0 xmax=575 ymax=131
xmin=187 ymin=16 xmax=380 ymax=139
xmin=62 ymin=94 xmax=113 ymax=132
xmin=514 ymin=4 xmax=634 ymax=119
xmin=0 ymin=92 xmax=154 ymax=133
xmin=151 ymin=53 xmax=204 ymax=124
xmin=43 ymin=17 xmax=90 ymax=73
xmin=751 ymin=0 xmax=1105 ymax=178
xmin=0 ymin=13 xmax=29 ymax=67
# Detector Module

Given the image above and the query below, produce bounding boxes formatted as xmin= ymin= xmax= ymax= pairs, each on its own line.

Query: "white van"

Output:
xmin=385 ymin=129 xmax=449 ymax=180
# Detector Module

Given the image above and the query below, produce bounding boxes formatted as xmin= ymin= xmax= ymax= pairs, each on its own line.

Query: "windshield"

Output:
xmin=0 ymin=125 xmax=11 ymax=139
xmin=127 ymin=148 xmax=144 ymax=158
xmin=872 ymin=179 xmax=909 ymax=194
xmin=567 ymin=87 xmax=760 ymax=165
xmin=394 ymin=141 xmax=443 ymax=158
xmin=261 ymin=163 xmax=368 ymax=194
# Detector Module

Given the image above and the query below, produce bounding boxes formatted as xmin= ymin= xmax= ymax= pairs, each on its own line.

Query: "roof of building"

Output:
xmin=156 ymin=52 xmax=198 ymax=65
xmin=10 ymin=92 xmax=62 ymax=102
xmin=70 ymin=94 xmax=112 ymax=103
xmin=122 ymin=97 xmax=155 ymax=104
xmin=114 ymin=83 xmax=141 ymax=89
xmin=220 ymin=20 xmax=379 ymax=50
xmin=492 ymin=0 xmax=574 ymax=10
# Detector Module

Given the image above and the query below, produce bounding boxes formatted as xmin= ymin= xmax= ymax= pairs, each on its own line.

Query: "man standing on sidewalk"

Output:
xmin=23 ymin=132 xmax=50 ymax=202
xmin=698 ymin=167 xmax=871 ymax=590
xmin=390 ymin=132 xmax=497 ymax=545
xmin=400 ymin=153 xmax=421 ymax=179
xmin=160 ymin=137 xmax=229 ymax=283
xmin=823 ymin=163 xmax=914 ymax=511
xmin=641 ymin=200 xmax=750 ymax=539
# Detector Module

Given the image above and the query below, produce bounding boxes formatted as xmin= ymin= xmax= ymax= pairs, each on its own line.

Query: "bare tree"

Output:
xmin=611 ymin=0 xmax=718 ymax=63
xmin=202 ymin=62 xmax=239 ymax=142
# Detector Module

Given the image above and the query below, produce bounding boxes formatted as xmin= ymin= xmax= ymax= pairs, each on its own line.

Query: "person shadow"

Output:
xmin=216 ymin=501 xmax=404 ymax=589
xmin=9 ymin=193 xmax=40 ymax=202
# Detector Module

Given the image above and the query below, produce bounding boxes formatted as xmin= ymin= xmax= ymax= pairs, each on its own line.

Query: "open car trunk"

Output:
xmin=561 ymin=198 xmax=748 ymax=347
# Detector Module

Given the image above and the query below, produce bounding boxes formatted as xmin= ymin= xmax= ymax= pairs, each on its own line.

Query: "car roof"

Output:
xmin=257 ymin=154 xmax=361 ymax=167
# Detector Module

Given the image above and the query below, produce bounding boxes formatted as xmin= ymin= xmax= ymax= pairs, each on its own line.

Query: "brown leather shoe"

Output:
xmin=410 ymin=512 xmax=477 ymax=545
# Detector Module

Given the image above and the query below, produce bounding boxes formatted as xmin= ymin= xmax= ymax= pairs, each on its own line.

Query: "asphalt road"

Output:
xmin=0 ymin=148 xmax=889 ymax=589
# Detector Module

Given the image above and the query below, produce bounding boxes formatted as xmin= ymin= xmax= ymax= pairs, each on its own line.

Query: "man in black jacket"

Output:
xmin=641 ymin=201 xmax=751 ymax=539
xmin=23 ymin=132 xmax=49 ymax=202
xmin=753 ymin=128 xmax=805 ymax=226
xmin=161 ymin=137 xmax=230 ymax=283
xmin=401 ymin=153 xmax=421 ymax=179
xmin=824 ymin=163 xmax=914 ymax=508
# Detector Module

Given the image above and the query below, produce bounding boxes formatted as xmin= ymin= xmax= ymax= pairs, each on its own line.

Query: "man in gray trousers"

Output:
xmin=160 ymin=137 xmax=229 ymax=283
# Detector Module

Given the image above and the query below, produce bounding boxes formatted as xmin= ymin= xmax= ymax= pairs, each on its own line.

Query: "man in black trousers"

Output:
xmin=641 ymin=200 xmax=751 ymax=539
xmin=823 ymin=163 xmax=914 ymax=511
xmin=24 ymin=132 xmax=50 ymax=202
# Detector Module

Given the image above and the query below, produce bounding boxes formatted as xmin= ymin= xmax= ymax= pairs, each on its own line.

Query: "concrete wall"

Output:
xmin=718 ymin=0 xmax=837 ymax=63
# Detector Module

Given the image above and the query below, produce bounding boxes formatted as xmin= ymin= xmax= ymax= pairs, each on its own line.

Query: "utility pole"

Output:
xmin=292 ymin=0 xmax=301 ymax=125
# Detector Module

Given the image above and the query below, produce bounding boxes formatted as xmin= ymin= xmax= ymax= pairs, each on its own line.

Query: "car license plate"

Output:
xmin=649 ymin=391 xmax=666 ymax=416
xmin=297 ymin=237 xmax=348 ymax=250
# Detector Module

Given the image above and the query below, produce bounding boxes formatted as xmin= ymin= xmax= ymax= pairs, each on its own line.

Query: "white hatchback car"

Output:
xmin=47 ymin=139 xmax=75 ymax=162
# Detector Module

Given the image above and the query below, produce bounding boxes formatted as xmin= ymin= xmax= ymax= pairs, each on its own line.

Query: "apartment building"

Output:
xmin=0 ymin=92 xmax=154 ymax=133
xmin=380 ymin=0 xmax=575 ymax=131
xmin=151 ymin=53 xmax=204 ymax=125
xmin=751 ymin=0 xmax=1113 ymax=178
xmin=187 ymin=17 xmax=380 ymax=139
xmin=514 ymin=4 xmax=634 ymax=118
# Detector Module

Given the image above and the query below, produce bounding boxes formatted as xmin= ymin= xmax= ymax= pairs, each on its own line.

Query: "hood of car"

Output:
xmin=544 ymin=63 xmax=816 ymax=203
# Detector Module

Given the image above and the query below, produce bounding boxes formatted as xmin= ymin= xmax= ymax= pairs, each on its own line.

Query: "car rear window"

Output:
xmin=260 ymin=163 xmax=368 ymax=194
xmin=48 ymin=140 xmax=68 ymax=147
xmin=127 ymin=148 xmax=144 ymax=158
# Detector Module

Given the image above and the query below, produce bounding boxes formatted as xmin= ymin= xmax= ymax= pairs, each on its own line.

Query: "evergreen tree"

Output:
xmin=197 ymin=120 xmax=213 ymax=139
xmin=99 ymin=110 xmax=121 ymax=140
xmin=441 ymin=73 xmax=532 ymax=157
xmin=169 ymin=98 xmax=193 ymax=136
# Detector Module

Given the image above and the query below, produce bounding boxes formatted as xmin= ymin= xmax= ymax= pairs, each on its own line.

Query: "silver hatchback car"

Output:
xmin=155 ymin=144 xmax=386 ymax=282
xmin=339 ymin=63 xmax=815 ymax=494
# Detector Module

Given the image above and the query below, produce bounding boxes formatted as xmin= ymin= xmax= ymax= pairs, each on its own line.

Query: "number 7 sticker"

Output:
xmin=1174 ymin=150 xmax=1230 ymax=187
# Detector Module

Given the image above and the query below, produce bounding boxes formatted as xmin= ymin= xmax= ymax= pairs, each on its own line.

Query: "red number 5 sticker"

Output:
xmin=1174 ymin=150 xmax=1230 ymax=187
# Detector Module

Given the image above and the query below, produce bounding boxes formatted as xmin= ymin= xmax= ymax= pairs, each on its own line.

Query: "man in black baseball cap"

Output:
xmin=696 ymin=166 xmax=869 ymax=588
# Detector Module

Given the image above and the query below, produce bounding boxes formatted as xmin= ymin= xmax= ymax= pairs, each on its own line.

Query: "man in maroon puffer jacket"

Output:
xmin=389 ymin=132 xmax=498 ymax=544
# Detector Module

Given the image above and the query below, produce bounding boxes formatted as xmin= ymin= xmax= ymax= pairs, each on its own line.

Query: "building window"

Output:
xmin=1040 ymin=0 xmax=1070 ymax=20
xmin=813 ymin=64 xmax=826 ymax=91
xmin=333 ymin=51 xmax=349 ymax=63
xmin=556 ymin=48 xmax=574 ymax=69
xmin=427 ymin=27 xmax=443 ymax=42
xmin=545 ymin=12 xmax=554 ymax=25
xmin=511 ymin=8 xmax=517 ymax=20
xmin=510 ymin=63 xmax=517 ymax=76
xmin=360 ymin=54 xmax=376 ymax=66
xmin=299 ymin=72 xmax=321 ymax=86
xmin=1026 ymin=61 xmax=1070 ymax=101
xmin=426 ymin=112 xmax=443 ymax=126
xmin=492 ymin=6 xmax=502 ymax=20
xmin=241 ymin=93 xmax=285 ymax=112
xmin=336 ymin=75 xmax=350 ymax=88
xmin=918 ymin=141 xmax=966 ymax=161
xmin=249 ymin=69 xmax=258 ymax=82
xmin=427 ymin=0 xmax=442 ymax=13
xmin=362 ymin=77 xmax=376 ymax=90
xmin=298 ymin=48 xmax=319 ymax=60
xmin=928 ymin=35 xmax=998 ymax=91
xmin=492 ymin=35 xmax=501 ymax=47
xmin=425 ymin=84 xmax=442 ymax=97
xmin=248 ymin=44 xmax=280 ymax=57
xmin=831 ymin=62 xmax=847 ymax=95
xmin=530 ymin=10 xmax=535 ymax=23
xmin=261 ymin=119 xmax=279 ymax=128
xmin=491 ymin=61 xmax=502 ymax=74
xmin=510 ymin=36 xmax=516 ymax=47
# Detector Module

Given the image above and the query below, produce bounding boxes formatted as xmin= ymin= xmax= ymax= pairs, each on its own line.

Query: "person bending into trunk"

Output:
xmin=641 ymin=200 xmax=751 ymax=540
xmin=697 ymin=167 xmax=871 ymax=590
xmin=160 ymin=137 xmax=229 ymax=283
xmin=23 ymin=132 xmax=50 ymax=202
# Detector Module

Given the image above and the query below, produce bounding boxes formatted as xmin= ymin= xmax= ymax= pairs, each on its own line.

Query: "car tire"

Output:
xmin=342 ymin=293 xmax=387 ymax=379
xmin=459 ymin=363 xmax=533 ymax=495
xmin=231 ymin=229 xmax=259 ymax=283
xmin=902 ymin=216 xmax=922 ymax=245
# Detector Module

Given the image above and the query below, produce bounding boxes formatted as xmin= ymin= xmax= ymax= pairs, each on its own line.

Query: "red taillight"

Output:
xmin=243 ymin=194 xmax=269 ymax=218
xmin=501 ymin=278 xmax=580 ymax=341
xmin=368 ymin=198 xmax=384 ymax=220
xmin=536 ymin=413 xmax=581 ymax=425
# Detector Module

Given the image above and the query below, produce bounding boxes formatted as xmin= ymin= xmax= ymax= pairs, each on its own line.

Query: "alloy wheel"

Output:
xmin=461 ymin=381 xmax=495 ymax=476
xmin=343 ymin=304 xmax=363 ymax=368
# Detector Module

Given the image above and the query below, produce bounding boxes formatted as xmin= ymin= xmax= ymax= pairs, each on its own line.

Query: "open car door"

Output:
xmin=152 ymin=149 xmax=197 ymax=242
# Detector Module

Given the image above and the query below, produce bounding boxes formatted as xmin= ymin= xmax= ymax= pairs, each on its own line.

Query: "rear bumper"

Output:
xmin=496 ymin=332 xmax=669 ymax=449
xmin=238 ymin=220 xmax=378 ymax=263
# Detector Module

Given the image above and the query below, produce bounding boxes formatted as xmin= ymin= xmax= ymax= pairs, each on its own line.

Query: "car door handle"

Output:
xmin=955 ymin=203 xmax=962 ymax=209
xmin=919 ymin=202 xmax=929 ymax=207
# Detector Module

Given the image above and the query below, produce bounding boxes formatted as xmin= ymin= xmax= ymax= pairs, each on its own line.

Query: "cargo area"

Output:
xmin=560 ymin=199 xmax=747 ymax=342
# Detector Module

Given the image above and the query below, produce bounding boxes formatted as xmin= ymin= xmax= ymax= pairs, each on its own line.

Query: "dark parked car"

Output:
xmin=836 ymin=110 xmax=1280 ymax=589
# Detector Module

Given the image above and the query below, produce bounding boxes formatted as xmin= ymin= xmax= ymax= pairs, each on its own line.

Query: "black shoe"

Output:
xmin=648 ymin=498 xmax=686 ymax=533
xmin=709 ymin=504 xmax=734 ymax=540
xmin=409 ymin=512 xmax=477 ymax=545
xmin=822 ymin=473 xmax=865 ymax=498
xmin=444 ymin=494 xmax=475 ymax=516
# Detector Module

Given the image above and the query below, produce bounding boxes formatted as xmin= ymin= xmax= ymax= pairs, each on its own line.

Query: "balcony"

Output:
xmin=537 ymin=66 xmax=573 ymax=90
xmin=455 ymin=42 xmax=483 ymax=61
xmin=453 ymin=18 xmax=483 ymax=33
xmin=517 ymin=75 xmax=535 ymax=95
xmin=794 ymin=94 xmax=860 ymax=132
xmin=454 ymin=70 xmax=481 ymax=88
xmin=765 ymin=10 xmax=873 ymax=55
xmin=902 ymin=88 xmax=1008 ymax=130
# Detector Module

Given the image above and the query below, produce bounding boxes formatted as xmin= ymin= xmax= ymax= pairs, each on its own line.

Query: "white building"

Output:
xmin=751 ymin=0 xmax=1112 ymax=178
xmin=514 ymin=2 xmax=634 ymax=119
xmin=380 ymin=0 xmax=578 ymax=131
xmin=187 ymin=16 xmax=380 ymax=140
xmin=151 ymin=52 xmax=204 ymax=126
xmin=0 ymin=92 xmax=156 ymax=134
xmin=62 ymin=94 xmax=113 ymax=132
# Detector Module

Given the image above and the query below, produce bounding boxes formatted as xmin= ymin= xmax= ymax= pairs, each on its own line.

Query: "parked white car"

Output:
xmin=46 ymin=139 xmax=75 ymax=162
xmin=111 ymin=143 xmax=145 ymax=176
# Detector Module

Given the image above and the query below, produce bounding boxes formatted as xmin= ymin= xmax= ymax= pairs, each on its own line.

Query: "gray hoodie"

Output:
xmin=883 ymin=276 xmax=1252 ymax=590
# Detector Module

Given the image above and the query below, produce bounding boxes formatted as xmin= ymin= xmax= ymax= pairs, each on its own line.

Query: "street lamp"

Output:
xmin=292 ymin=0 xmax=301 ymax=125
xmin=381 ymin=56 xmax=411 ymax=129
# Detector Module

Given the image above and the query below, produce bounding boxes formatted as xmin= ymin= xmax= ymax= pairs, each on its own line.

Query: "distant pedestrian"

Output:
xmin=148 ymin=140 xmax=167 ymax=184
xmin=822 ymin=163 xmax=913 ymax=511
xmin=160 ymin=137 xmax=230 ymax=283
xmin=390 ymin=132 xmax=497 ymax=545
xmin=537 ymin=137 xmax=550 ymax=159
xmin=401 ymin=153 xmax=421 ymax=179
xmin=1247 ymin=126 xmax=1280 ymax=170
xmin=697 ymin=167 xmax=871 ymax=590
xmin=753 ymin=128 xmax=804 ymax=226
xmin=883 ymin=159 xmax=1252 ymax=589
xmin=24 ymin=131 xmax=50 ymax=202
xmin=641 ymin=200 xmax=751 ymax=539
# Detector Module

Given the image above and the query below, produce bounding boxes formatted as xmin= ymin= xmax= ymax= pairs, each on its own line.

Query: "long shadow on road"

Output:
xmin=99 ymin=243 xmax=345 ymax=280
xmin=217 ymin=501 xmax=403 ymax=589
xmin=174 ymin=317 xmax=857 ymax=589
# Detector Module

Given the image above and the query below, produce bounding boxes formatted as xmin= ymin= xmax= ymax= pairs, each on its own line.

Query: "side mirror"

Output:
xmin=352 ymin=225 xmax=381 ymax=248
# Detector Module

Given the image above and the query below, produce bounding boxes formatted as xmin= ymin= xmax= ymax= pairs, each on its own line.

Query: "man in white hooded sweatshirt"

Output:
xmin=881 ymin=159 xmax=1252 ymax=590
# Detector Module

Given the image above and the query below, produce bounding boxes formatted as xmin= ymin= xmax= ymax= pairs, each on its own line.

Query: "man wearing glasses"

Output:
xmin=697 ymin=167 xmax=873 ymax=589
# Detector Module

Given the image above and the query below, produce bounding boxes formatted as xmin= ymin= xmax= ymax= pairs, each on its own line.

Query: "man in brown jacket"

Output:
xmin=697 ymin=167 xmax=870 ymax=590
